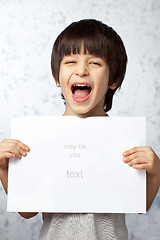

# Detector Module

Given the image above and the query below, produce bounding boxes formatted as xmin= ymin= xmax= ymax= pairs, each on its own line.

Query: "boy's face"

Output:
xmin=57 ymin=49 xmax=116 ymax=117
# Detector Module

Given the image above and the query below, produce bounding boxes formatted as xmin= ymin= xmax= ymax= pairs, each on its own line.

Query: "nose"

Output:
xmin=75 ymin=63 xmax=89 ymax=77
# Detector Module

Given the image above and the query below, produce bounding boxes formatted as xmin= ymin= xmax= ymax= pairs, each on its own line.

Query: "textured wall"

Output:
xmin=0 ymin=0 xmax=160 ymax=239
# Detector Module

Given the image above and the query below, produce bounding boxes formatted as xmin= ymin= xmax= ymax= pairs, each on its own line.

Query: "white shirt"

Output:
xmin=39 ymin=213 xmax=128 ymax=240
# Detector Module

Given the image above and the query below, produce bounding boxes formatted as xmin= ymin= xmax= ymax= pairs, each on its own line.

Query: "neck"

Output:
xmin=63 ymin=107 xmax=107 ymax=118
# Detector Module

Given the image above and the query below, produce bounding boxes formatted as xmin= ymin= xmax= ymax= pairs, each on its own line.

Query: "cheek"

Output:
xmin=59 ymin=67 xmax=73 ymax=85
xmin=59 ymin=68 xmax=63 ymax=83
xmin=59 ymin=70 xmax=66 ymax=87
xmin=59 ymin=74 xmax=70 ymax=96
xmin=97 ymin=75 xmax=109 ymax=92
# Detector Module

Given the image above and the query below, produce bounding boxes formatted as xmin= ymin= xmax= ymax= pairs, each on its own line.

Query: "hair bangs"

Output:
xmin=59 ymin=25 xmax=107 ymax=61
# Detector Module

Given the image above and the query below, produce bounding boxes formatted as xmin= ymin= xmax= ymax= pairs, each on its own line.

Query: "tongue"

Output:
xmin=74 ymin=89 xmax=90 ymax=99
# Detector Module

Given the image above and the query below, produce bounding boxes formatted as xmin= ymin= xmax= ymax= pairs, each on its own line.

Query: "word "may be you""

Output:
xmin=64 ymin=144 xmax=86 ymax=159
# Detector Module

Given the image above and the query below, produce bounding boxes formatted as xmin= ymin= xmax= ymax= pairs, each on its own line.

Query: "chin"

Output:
xmin=73 ymin=105 xmax=100 ymax=118
xmin=70 ymin=105 xmax=92 ymax=117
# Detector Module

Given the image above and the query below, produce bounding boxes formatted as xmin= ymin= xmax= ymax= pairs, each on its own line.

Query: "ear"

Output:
xmin=56 ymin=82 xmax=61 ymax=87
xmin=52 ymin=74 xmax=61 ymax=87
xmin=109 ymin=82 xmax=117 ymax=90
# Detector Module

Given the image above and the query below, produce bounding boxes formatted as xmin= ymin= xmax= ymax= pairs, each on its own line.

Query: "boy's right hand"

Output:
xmin=0 ymin=139 xmax=30 ymax=170
xmin=0 ymin=139 xmax=37 ymax=219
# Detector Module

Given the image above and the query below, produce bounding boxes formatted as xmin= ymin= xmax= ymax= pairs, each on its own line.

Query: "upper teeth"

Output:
xmin=74 ymin=84 xmax=89 ymax=87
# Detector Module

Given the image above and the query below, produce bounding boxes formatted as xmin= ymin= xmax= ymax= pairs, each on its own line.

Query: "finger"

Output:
xmin=3 ymin=139 xmax=30 ymax=151
xmin=8 ymin=148 xmax=22 ymax=159
xmin=6 ymin=141 xmax=29 ymax=154
xmin=1 ymin=145 xmax=22 ymax=158
xmin=1 ymin=143 xmax=29 ymax=158
xmin=123 ymin=152 xmax=147 ymax=163
xmin=132 ymin=163 xmax=148 ymax=171
xmin=0 ymin=152 xmax=15 ymax=160
xmin=17 ymin=141 xmax=30 ymax=151
xmin=19 ymin=148 xmax=28 ymax=156
xmin=6 ymin=152 xmax=16 ymax=158
xmin=123 ymin=146 xmax=147 ymax=157
xmin=12 ymin=147 xmax=29 ymax=158
xmin=127 ymin=157 xmax=149 ymax=167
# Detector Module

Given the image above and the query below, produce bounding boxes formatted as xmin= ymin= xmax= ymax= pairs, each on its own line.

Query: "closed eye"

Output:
xmin=91 ymin=62 xmax=101 ymax=66
xmin=65 ymin=61 xmax=76 ymax=64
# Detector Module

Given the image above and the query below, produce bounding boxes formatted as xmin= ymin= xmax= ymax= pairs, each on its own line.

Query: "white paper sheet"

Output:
xmin=7 ymin=116 xmax=146 ymax=213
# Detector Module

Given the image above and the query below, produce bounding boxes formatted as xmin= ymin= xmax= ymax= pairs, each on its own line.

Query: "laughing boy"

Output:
xmin=0 ymin=19 xmax=160 ymax=240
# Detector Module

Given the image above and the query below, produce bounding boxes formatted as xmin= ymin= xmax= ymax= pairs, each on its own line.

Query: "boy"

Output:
xmin=0 ymin=19 xmax=160 ymax=240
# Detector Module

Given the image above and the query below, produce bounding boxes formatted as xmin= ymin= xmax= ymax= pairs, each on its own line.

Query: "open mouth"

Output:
xmin=71 ymin=83 xmax=92 ymax=102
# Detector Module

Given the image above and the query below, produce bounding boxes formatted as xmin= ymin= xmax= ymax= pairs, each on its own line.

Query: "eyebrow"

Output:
xmin=63 ymin=55 xmax=103 ymax=60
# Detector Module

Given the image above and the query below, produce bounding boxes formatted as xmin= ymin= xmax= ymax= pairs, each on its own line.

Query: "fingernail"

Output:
xmin=123 ymin=152 xmax=126 ymax=156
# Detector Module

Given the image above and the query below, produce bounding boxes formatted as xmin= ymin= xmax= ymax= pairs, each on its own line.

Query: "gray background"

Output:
xmin=0 ymin=0 xmax=160 ymax=239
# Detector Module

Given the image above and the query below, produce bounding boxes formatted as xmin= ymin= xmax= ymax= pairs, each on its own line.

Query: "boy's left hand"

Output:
xmin=123 ymin=146 xmax=160 ymax=176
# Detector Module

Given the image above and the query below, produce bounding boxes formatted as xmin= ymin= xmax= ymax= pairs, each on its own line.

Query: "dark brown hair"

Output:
xmin=51 ymin=19 xmax=127 ymax=112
